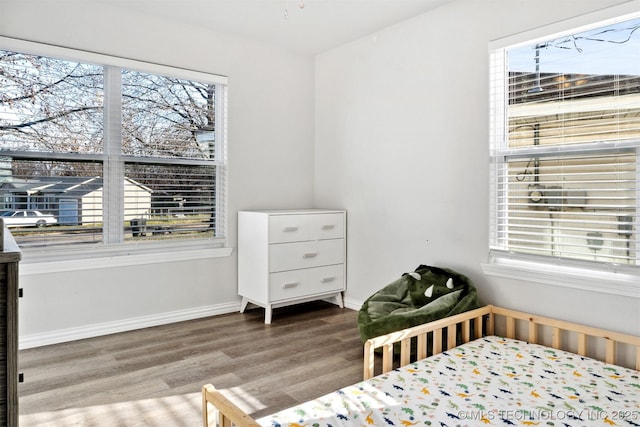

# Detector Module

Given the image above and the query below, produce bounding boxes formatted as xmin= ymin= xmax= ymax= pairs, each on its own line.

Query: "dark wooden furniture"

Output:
xmin=0 ymin=222 xmax=21 ymax=427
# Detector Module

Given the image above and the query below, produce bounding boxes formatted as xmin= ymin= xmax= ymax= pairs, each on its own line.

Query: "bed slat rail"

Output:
xmin=364 ymin=305 xmax=640 ymax=379
xmin=490 ymin=306 xmax=640 ymax=370
xmin=363 ymin=306 xmax=492 ymax=379
xmin=202 ymin=384 xmax=260 ymax=427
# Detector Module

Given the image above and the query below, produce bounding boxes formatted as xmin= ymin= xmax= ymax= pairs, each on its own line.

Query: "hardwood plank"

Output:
xmin=281 ymin=360 xmax=362 ymax=403
xmin=19 ymin=302 xmax=363 ymax=426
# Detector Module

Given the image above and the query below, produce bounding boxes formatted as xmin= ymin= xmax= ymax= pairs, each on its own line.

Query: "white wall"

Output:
xmin=3 ymin=0 xmax=638 ymax=347
xmin=315 ymin=0 xmax=640 ymax=336
xmin=1 ymin=1 xmax=316 ymax=346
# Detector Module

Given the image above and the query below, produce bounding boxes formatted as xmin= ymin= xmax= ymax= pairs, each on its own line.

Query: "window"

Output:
xmin=489 ymin=11 xmax=639 ymax=271
xmin=0 ymin=41 xmax=227 ymax=252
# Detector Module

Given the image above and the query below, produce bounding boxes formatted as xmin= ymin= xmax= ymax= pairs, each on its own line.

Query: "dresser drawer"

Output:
xmin=269 ymin=264 xmax=344 ymax=302
xmin=269 ymin=213 xmax=344 ymax=243
xmin=269 ymin=239 xmax=344 ymax=272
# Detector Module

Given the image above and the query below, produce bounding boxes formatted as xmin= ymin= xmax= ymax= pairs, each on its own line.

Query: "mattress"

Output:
xmin=257 ymin=335 xmax=640 ymax=426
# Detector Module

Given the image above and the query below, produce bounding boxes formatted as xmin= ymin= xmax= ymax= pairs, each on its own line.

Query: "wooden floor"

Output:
xmin=18 ymin=302 xmax=364 ymax=426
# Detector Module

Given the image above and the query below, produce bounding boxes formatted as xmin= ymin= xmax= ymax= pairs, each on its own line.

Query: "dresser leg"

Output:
xmin=265 ymin=306 xmax=273 ymax=324
xmin=240 ymin=297 xmax=249 ymax=313
xmin=335 ymin=292 xmax=344 ymax=308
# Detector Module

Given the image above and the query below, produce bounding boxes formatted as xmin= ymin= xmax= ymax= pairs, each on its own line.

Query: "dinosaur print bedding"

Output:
xmin=257 ymin=336 xmax=640 ymax=427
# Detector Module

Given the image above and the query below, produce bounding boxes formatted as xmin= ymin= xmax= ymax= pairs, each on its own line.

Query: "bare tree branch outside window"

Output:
xmin=0 ymin=50 xmax=223 ymax=248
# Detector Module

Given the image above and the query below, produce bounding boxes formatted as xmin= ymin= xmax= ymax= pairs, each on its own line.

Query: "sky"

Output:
xmin=508 ymin=16 xmax=640 ymax=76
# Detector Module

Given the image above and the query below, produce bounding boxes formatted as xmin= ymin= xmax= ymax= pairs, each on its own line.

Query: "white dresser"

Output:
xmin=238 ymin=209 xmax=346 ymax=324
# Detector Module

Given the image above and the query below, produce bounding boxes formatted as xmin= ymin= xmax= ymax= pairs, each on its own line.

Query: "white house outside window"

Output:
xmin=0 ymin=41 xmax=227 ymax=253
xmin=489 ymin=12 xmax=640 ymax=272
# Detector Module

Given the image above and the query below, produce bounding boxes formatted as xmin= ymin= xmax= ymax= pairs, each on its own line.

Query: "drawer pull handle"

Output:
xmin=302 ymin=252 xmax=318 ymax=258
xmin=282 ymin=226 xmax=299 ymax=232
xmin=282 ymin=282 xmax=299 ymax=289
xmin=321 ymin=277 xmax=335 ymax=283
xmin=321 ymin=224 xmax=335 ymax=230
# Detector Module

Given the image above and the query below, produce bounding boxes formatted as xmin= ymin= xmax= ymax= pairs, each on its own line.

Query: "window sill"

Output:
xmin=20 ymin=241 xmax=233 ymax=275
xmin=481 ymin=258 xmax=639 ymax=298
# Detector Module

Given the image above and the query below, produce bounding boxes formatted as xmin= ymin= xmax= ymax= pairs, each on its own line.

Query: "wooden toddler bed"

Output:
xmin=202 ymin=305 xmax=640 ymax=426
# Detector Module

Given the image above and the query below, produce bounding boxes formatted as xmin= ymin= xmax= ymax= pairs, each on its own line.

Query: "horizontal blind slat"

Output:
xmin=490 ymin=13 xmax=640 ymax=267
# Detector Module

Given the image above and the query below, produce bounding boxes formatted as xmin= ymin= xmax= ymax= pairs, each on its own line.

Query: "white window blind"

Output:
xmin=0 ymin=41 xmax=227 ymax=250
xmin=489 ymin=12 xmax=640 ymax=268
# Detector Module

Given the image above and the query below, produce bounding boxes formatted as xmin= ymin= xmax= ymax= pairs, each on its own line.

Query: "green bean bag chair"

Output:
xmin=358 ymin=264 xmax=480 ymax=343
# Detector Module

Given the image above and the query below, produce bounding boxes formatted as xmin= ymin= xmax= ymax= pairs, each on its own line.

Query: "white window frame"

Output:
xmin=0 ymin=37 xmax=232 ymax=271
xmin=482 ymin=1 xmax=640 ymax=298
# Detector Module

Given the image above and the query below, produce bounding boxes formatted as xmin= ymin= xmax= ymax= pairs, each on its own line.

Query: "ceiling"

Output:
xmin=121 ymin=0 xmax=454 ymax=55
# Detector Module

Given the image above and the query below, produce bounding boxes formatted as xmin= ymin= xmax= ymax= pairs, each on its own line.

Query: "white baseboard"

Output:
xmin=343 ymin=296 xmax=363 ymax=311
xmin=19 ymin=297 xmax=366 ymax=350
xmin=19 ymin=301 xmax=241 ymax=350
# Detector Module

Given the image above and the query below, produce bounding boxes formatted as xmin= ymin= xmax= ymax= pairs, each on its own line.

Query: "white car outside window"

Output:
xmin=0 ymin=210 xmax=58 ymax=228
